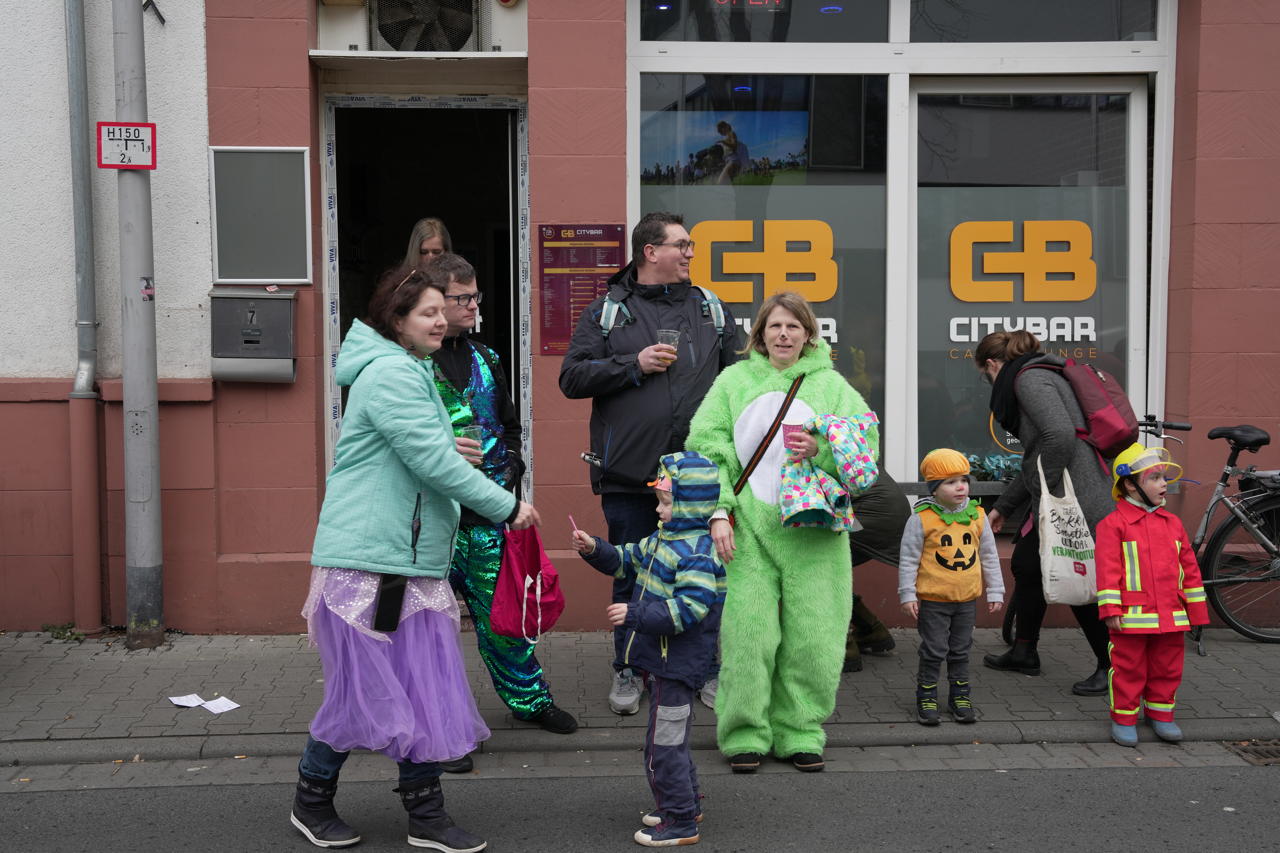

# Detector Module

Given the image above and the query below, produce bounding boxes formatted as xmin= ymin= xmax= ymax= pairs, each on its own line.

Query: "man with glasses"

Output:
xmin=560 ymin=212 xmax=744 ymax=716
xmin=427 ymin=254 xmax=578 ymax=771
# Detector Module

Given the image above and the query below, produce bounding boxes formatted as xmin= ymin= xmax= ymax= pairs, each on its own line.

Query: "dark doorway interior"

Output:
xmin=334 ymin=107 xmax=517 ymax=390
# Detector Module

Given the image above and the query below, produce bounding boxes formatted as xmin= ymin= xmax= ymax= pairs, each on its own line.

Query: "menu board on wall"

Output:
xmin=538 ymin=224 xmax=626 ymax=355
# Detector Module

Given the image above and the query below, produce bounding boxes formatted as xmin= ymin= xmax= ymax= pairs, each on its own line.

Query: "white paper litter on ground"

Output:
xmin=201 ymin=696 xmax=240 ymax=714
xmin=168 ymin=694 xmax=205 ymax=707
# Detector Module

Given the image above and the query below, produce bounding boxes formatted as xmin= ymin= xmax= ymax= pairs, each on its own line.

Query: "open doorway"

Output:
xmin=333 ymin=106 xmax=518 ymax=384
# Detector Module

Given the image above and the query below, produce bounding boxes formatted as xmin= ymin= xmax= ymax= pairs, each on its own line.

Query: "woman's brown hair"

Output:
xmin=364 ymin=265 xmax=447 ymax=342
xmin=743 ymin=291 xmax=820 ymax=359
xmin=973 ymin=330 xmax=1041 ymax=367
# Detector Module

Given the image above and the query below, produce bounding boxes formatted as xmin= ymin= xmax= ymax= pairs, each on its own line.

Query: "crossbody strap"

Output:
xmin=733 ymin=374 xmax=805 ymax=496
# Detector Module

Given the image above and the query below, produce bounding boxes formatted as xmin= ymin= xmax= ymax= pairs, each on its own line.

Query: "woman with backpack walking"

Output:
xmin=974 ymin=330 xmax=1113 ymax=696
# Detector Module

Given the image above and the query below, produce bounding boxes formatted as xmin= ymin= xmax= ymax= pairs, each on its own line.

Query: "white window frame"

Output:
xmin=627 ymin=0 xmax=1177 ymax=481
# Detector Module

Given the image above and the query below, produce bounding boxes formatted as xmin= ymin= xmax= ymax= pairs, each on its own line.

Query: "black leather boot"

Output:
xmin=290 ymin=772 xmax=361 ymax=848
xmin=983 ymin=640 xmax=1041 ymax=676
xmin=851 ymin=594 xmax=896 ymax=654
xmin=1071 ymin=666 xmax=1109 ymax=696
xmin=397 ymin=777 xmax=487 ymax=852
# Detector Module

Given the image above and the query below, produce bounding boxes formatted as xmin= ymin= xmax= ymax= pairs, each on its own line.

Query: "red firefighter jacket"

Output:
xmin=1095 ymin=499 xmax=1208 ymax=633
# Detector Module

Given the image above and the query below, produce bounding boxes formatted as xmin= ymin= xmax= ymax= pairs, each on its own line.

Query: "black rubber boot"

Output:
xmin=851 ymin=594 xmax=896 ymax=654
xmin=948 ymin=680 xmax=976 ymax=724
xmin=916 ymin=682 xmax=941 ymax=726
xmin=397 ymin=777 xmax=487 ymax=852
xmin=983 ymin=640 xmax=1041 ymax=676
xmin=1071 ymin=666 xmax=1109 ymax=696
xmin=290 ymin=773 xmax=361 ymax=849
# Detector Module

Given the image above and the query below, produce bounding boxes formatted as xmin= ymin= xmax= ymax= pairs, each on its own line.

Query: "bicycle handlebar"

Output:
xmin=1139 ymin=415 xmax=1193 ymax=434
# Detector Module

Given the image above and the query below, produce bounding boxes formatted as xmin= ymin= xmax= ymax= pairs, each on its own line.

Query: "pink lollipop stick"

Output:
xmin=569 ymin=514 xmax=579 ymax=532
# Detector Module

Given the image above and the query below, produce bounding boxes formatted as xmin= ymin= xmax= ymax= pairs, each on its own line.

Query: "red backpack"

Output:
xmin=1019 ymin=359 xmax=1139 ymax=460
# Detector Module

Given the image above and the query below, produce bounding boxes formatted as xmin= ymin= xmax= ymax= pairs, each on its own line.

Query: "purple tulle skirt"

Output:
xmin=305 ymin=570 xmax=490 ymax=763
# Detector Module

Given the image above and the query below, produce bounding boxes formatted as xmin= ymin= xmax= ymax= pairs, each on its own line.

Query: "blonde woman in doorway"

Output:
xmin=404 ymin=216 xmax=453 ymax=269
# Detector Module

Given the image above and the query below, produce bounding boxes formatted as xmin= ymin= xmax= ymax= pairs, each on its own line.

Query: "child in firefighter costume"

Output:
xmin=686 ymin=292 xmax=877 ymax=773
xmin=1096 ymin=443 xmax=1208 ymax=747
xmin=898 ymin=450 xmax=1004 ymax=725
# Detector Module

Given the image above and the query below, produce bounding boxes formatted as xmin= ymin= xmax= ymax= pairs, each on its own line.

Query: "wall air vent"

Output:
xmin=370 ymin=0 xmax=477 ymax=52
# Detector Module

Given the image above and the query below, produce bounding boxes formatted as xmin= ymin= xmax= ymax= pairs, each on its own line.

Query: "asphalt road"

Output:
xmin=5 ymin=758 xmax=1274 ymax=852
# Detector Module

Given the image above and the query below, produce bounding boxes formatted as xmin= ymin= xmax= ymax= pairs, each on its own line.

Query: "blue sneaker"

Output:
xmin=1149 ymin=719 xmax=1183 ymax=742
xmin=634 ymin=818 xmax=700 ymax=847
xmin=1111 ymin=722 xmax=1138 ymax=747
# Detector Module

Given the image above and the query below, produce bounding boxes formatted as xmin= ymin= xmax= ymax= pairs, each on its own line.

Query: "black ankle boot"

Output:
xmin=1071 ymin=666 xmax=1109 ymax=696
xmin=983 ymin=640 xmax=1041 ymax=676
xmin=397 ymin=777 xmax=487 ymax=853
xmin=948 ymin=680 xmax=976 ymax=724
xmin=291 ymin=773 xmax=361 ymax=849
xmin=916 ymin=682 xmax=940 ymax=726
xmin=851 ymin=595 xmax=896 ymax=654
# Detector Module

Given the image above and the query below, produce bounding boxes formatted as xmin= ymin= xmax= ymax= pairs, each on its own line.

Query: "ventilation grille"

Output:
xmin=370 ymin=0 xmax=476 ymax=52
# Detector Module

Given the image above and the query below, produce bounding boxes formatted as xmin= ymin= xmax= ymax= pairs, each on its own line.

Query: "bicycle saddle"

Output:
xmin=1207 ymin=424 xmax=1271 ymax=450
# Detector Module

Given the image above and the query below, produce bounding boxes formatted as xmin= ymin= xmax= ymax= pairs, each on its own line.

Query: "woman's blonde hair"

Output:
xmin=742 ymin=291 xmax=820 ymax=359
xmin=403 ymin=217 xmax=453 ymax=270
xmin=973 ymin=330 xmax=1041 ymax=367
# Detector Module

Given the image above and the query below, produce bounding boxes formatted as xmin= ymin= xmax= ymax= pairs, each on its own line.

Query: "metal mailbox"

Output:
xmin=209 ymin=287 xmax=296 ymax=383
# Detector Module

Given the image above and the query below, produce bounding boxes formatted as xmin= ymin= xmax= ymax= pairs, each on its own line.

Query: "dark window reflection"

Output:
xmin=641 ymin=0 xmax=888 ymax=43
xmin=918 ymin=94 xmax=1128 ymax=187
xmin=912 ymin=0 xmax=1156 ymax=42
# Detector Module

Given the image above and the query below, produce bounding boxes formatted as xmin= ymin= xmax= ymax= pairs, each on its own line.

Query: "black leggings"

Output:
xmin=1010 ymin=525 xmax=1110 ymax=668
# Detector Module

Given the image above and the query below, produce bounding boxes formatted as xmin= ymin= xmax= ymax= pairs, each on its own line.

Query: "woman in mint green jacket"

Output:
xmin=291 ymin=265 xmax=539 ymax=853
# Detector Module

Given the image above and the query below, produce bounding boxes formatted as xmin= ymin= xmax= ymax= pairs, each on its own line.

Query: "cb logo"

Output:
xmin=950 ymin=220 xmax=1095 ymax=303
xmin=689 ymin=220 xmax=836 ymax=303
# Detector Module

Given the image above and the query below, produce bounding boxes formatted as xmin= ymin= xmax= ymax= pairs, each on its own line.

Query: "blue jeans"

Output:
xmin=601 ymin=492 xmax=659 ymax=672
xmin=298 ymin=736 xmax=440 ymax=787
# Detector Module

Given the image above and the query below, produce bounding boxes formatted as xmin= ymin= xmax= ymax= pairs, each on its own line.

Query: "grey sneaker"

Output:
xmin=697 ymin=677 xmax=718 ymax=711
xmin=608 ymin=669 xmax=642 ymax=715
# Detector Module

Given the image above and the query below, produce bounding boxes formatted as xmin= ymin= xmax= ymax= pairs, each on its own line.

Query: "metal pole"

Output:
xmin=66 ymin=0 xmax=103 ymax=634
xmin=113 ymin=0 xmax=163 ymax=649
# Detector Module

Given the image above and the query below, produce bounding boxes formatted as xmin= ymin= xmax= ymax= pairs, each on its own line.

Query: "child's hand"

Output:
xmin=606 ymin=603 xmax=628 ymax=626
xmin=988 ymin=601 xmax=1004 ymax=614
xmin=571 ymin=530 xmax=596 ymax=555
xmin=1105 ymin=615 xmax=1123 ymax=631
xmin=901 ymin=601 xmax=918 ymax=621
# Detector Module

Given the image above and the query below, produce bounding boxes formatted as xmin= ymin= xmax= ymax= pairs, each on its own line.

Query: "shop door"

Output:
xmin=911 ymin=77 xmax=1149 ymax=473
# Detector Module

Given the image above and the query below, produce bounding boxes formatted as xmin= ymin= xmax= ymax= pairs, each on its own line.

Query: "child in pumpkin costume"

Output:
xmin=899 ymin=449 xmax=1004 ymax=725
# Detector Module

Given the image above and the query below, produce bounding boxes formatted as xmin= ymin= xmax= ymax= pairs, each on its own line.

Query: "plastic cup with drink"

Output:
xmin=455 ymin=424 xmax=484 ymax=465
xmin=656 ymin=329 xmax=680 ymax=364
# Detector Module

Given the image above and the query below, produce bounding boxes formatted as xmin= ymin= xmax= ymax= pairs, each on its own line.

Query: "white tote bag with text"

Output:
xmin=1037 ymin=458 xmax=1097 ymax=606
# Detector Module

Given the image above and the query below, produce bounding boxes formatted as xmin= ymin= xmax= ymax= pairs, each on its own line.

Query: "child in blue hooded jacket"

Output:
xmin=572 ymin=451 xmax=725 ymax=848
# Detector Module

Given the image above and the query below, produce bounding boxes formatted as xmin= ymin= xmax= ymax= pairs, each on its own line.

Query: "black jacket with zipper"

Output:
xmin=558 ymin=264 xmax=743 ymax=494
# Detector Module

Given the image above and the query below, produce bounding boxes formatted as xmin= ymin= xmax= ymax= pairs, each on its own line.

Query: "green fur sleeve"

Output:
xmin=687 ymin=371 xmax=742 ymax=514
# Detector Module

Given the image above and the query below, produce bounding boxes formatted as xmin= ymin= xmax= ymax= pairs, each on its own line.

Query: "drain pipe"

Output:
xmin=66 ymin=0 xmax=103 ymax=635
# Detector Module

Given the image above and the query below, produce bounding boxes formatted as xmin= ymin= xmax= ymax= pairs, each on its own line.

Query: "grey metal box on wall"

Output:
xmin=209 ymin=288 xmax=296 ymax=383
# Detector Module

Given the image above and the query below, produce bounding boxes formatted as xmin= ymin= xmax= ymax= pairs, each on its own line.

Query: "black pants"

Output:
xmin=1010 ymin=525 xmax=1109 ymax=668
xmin=601 ymin=492 xmax=659 ymax=672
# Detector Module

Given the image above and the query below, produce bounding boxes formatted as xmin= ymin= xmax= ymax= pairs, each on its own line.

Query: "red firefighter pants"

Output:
xmin=1108 ymin=631 xmax=1186 ymax=725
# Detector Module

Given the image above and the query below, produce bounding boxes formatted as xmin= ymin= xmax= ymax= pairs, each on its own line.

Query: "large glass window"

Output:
xmin=640 ymin=73 xmax=890 ymax=425
xmin=911 ymin=0 xmax=1156 ymax=42
xmin=640 ymin=1 xmax=888 ymax=43
xmin=916 ymin=92 xmax=1131 ymax=469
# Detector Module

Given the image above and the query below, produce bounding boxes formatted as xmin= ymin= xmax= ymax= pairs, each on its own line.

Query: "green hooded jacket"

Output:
xmin=310 ymin=319 xmax=517 ymax=577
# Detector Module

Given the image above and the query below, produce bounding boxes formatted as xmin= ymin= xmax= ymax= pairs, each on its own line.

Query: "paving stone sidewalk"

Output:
xmin=1 ymin=628 xmax=1277 ymax=767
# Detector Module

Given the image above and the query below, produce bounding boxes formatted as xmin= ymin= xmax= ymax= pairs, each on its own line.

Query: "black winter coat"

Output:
xmin=558 ymin=265 xmax=743 ymax=494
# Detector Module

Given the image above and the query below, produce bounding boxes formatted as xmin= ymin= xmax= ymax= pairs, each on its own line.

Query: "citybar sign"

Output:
xmin=689 ymin=219 xmax=837 ymax=304
xmin=947 ymin=219 xmax=1098 ymax=343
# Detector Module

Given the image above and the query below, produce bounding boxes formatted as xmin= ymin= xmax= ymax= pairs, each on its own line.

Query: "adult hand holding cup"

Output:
xmin=656 ymin=329 xmax=680 ymax=363
xmin=455 ymin=425 xmax=484 ymax=465
xmin=781 ymin=417 xmax=816 ymax=458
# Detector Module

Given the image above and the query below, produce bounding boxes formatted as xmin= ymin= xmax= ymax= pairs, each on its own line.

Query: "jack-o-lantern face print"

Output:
xmin=934 ymin=531 xmax=977 ymax=572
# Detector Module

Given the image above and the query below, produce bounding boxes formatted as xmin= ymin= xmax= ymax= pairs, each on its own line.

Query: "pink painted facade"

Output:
xmin=1 ymin=1 xmax=1278 ymax=633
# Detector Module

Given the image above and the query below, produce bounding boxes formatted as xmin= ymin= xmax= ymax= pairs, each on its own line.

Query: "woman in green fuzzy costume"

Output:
xmin=687 ymin=292 xmax=878 ymax=773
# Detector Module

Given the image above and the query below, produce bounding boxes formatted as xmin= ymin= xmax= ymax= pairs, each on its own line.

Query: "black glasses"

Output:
xmin=651 ymin=240 xmax=696 ymax=254
xmin=445 ymin=292 xmax=483 ymax=307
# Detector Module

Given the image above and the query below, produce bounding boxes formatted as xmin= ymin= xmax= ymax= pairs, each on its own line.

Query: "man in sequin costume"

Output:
xmin=426 ymin=255 xmax=578 ymax=771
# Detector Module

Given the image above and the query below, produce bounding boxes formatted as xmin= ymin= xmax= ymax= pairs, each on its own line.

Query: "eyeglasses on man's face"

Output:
xmin=445 ymin=291 xmax=483 ymax=307
xmin=651 ymin=240 xmax=696 ymax=254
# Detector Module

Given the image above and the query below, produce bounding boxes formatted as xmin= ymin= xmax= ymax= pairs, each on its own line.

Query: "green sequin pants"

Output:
xmin=450 ymin=522 xmax=554 ymax=719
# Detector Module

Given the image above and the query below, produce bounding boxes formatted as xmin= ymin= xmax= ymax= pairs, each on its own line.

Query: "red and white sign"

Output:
xmin=96 ymin=122 xmax=156 ymax=170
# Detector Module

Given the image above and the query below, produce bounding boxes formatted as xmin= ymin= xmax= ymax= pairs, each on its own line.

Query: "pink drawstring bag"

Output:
xmin=490 ymin=526 xmax=566 ymax=642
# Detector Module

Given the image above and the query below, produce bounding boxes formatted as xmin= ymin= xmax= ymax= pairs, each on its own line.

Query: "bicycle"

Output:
xmin=998 ymin=416 xmax=1280 ymax=651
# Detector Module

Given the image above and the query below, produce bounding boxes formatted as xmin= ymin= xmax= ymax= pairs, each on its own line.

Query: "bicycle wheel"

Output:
xmin=1201 ymin=494 xmax=1280 ymax=643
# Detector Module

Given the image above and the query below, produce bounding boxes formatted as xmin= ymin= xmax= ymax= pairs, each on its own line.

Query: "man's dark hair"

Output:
xmin=631 ymin=211 xmax=685 ymax=262
xmin=424 ymin=252 xmax=476 ymax=289
xmin=364 ymin=265 xmax=446 ymax=341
